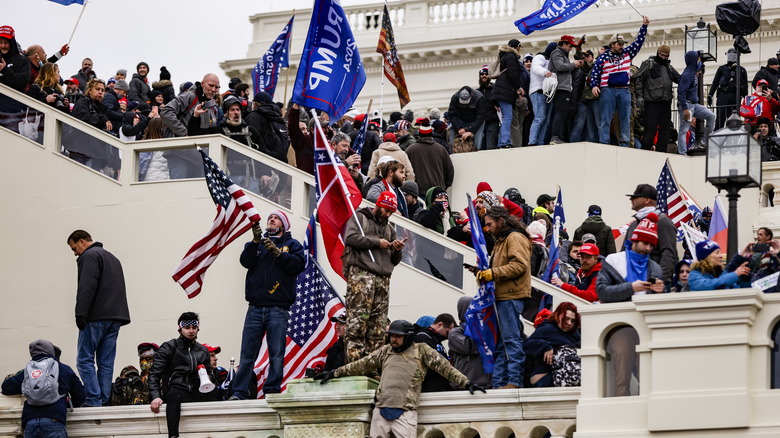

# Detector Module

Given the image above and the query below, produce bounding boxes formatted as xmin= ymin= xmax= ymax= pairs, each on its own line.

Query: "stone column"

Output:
xmin=265 ymin=376 xmax=379 ymax=437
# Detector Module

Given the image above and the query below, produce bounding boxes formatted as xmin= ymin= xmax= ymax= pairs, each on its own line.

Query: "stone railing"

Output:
xmin=0 ymin=378 xmax=578 ymax=438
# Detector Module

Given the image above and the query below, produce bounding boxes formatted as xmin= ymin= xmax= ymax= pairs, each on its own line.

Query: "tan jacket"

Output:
xmin=366 ymin=142 xmax=416 ymax=181
xmin=490 ymin=229 xmax=532 ymax=301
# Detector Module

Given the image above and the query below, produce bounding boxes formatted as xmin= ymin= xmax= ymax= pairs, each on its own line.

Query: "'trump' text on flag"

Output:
xmin=172 ymin=149 xmax=261 ymax=298
xmin=292 ymin=0 xmax=366 ymax=123
xmin=252 ymin=15 xmax=294 ymax=98
xmin=515 ymin=0 xmax=598 ymax=35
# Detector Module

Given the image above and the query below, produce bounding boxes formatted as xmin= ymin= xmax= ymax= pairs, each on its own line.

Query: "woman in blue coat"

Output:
xmin=688 ymin=241 xmax=751 ymax=291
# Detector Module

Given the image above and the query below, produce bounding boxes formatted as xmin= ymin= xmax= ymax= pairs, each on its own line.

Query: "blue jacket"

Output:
xmin=688 ymin=255 xmax=751 ymax=291
xmin=677 ymin=51 xmax=700 ymax=112
xmin=1 ymin=356 xmax=85 ymax=427
xmin=240 ymin=232 xmax=306 ymax=309
xmin=525 ymin=320 xmax=580 ymax=378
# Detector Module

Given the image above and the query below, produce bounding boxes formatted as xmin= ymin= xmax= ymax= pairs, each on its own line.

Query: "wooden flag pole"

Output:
xmin=365 ymin=98 xmax=373 ymax=119
xmin=67 ymin=1 xmax=89 ymax=47
xmin=282 ymin=10 xmax=295 ymax=106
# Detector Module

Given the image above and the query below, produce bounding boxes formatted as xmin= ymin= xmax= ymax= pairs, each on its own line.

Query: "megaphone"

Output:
xmin=197 ymin=365 xmax=215 ymax=393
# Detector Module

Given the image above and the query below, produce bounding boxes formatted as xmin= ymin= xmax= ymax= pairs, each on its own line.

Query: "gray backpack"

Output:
xmin=22 ymin=357 xmax=62 ymax=406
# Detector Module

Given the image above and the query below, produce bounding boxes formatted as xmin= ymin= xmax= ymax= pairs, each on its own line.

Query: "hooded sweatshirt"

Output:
xmin=530 ymin=42 xmax=557 ymax=94
xmin=448 ymin=296 xmax=491 ymax=388
xmin=415 ymin=186 xmax=456 ymax=234
xmin=677 ymin=51 xmax=701 ymax=113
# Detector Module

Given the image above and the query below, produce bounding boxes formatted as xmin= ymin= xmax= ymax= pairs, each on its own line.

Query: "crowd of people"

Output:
xmin=5 ymin=20 xmax=780 ymax=438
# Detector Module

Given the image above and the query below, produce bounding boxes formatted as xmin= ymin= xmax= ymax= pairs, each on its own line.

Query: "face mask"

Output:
xmin=726 ymin=52 xmax=737 ymax=63
xmin=266 ymin=227 xmax=282 ymax=236
xmin=38 ymin=59 xmax=43 ymax=68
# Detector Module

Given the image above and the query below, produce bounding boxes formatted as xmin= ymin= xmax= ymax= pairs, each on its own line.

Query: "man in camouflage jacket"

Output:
xmin=316 ymin=320 xmax=485 ymax=437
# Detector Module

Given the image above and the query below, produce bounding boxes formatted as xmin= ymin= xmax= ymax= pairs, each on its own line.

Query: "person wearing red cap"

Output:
xmin=740 ymin=79 xmax=780 ymax=133
xmin=548 ymin=35 xmax=584 ymax=145
xmin=342 ymin=191 xmax=406 ymax=363
xmin=232 ymin=211 xmax=305 ymax=399
xmin=0 ymin=25 xmax=31 ymax=121
xmin=551 ymin=243 xmax=601 ymax=302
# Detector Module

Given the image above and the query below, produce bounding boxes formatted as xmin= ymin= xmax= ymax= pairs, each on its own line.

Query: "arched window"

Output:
xmin=605 ymin=325 xmax=640 ymax=397
xmin=772 ymin=321 xmax=780 ymax=389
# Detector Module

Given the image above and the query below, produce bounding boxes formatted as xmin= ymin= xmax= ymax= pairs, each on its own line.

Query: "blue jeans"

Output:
xmin=598 ymin=87 xmax=631 ymax=146
xmin=528 ymin=92 xmax=552 ymax=145
xmin=497 ymin=100 xmax=515 ymax=147
xmin=492 ymin=299 xmax=525 ymax=388
xmin=24 ymin=418 xmax=67 ymax=438
xmin=77 ymin=320 xmax=121 ymax=407
xmin=482 ymin=120 xmax=499 ymax=150
xmin=677 ymin=102 xmax=716 ymax=155
xmin=570 ymin=100 xmax=600 ymax=143
xmin=232 ymin=305 xmax=289 ymax=398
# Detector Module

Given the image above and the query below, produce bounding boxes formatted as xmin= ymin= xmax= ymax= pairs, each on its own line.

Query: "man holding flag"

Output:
xmin=477 ymin=206 xmax=532 ymax=389
xmin=230 ymin=211 xmax=305 ymax=399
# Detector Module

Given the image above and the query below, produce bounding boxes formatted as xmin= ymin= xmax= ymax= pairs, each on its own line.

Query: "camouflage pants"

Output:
xmin=344 ymin=266 xmax=390 ymax=363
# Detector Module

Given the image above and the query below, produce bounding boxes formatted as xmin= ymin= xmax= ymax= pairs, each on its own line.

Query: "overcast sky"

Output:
xmin=6 ymin=0 xmax=372 ymax=89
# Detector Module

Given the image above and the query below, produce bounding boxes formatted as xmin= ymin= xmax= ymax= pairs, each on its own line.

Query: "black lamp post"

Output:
xmin=685 ymin=18 xmax=718 ymax=156
xmin=706 ymin=113 xmax=761 ymax=259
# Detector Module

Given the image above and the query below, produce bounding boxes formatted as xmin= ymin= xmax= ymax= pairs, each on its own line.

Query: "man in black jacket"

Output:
xmin=231 ymin=211 xmax=306 ymax=399
xmin=635 ymin=45 xmax=680 ymax=151
xmin=477 ymin=66 xmax=499 ymax=150
xmin=448 ymin=86 xmax=485 ymax=147
xmin=414 ymin=313 xmax=457 ymax=392
xmin=67 ymin=230 xmax=130 ymax=407
xmin=708 ymin=48 xmax=748 ymax=130
xmin=0 ymin=25 xmax=31 ymax=119
xmin=493 ymin=39 xmax=526 ymax=148
xmin=149 ymin=312 xmax=213 ymax=438
xmin=2 ymin=339 xmax=85 ymax=438
xmin=752 ymin=58 xmax=780 ymax=100
xmin=245 ymin=91 xmax=289 ymax=164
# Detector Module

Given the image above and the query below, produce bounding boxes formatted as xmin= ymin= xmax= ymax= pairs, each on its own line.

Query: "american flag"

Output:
xmin=312 ymin=112 xmax=362 ymax=280
xmin=252 ymin=214 xmax=344 ymax=397
xmin=656 ymin=160 xmax=693 ymax=228
xmin=463 ymin=193 xmax=498 ymax=374
xmin=172 ymin=148 xmax=261 ymax=298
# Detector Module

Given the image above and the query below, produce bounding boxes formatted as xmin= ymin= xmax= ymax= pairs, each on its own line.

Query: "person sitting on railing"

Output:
xmin=688 ymin=241 xmax=751 ymax=291
xmin=72 ymin=78 xmax=113 ymax=133
xmin=551 ymin=243 xmax=601 ymax=302
xmin=525 ymin=302 xmax=581 ymax=387
xmin=244 ymin=91 xmax=289 ymax=164
xmin=26 ymin=62 xmax=69 ymax=113
xmin=448 ymin=85 xmax=486 ymax=150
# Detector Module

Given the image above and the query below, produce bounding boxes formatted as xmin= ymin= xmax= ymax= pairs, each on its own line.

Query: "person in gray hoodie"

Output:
xmin=548 ymin=35 xmax=584 ymax=144
xmin=449 ymin=296 xmax=492 ymax=389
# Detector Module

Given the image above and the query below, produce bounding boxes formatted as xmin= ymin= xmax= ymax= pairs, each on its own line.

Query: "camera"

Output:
xmin=52 ymin=94 xmax=65 ymax=110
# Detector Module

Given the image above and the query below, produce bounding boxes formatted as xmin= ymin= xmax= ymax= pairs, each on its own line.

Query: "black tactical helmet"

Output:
xmin=387 ymin=320 xmax=414 ymax=336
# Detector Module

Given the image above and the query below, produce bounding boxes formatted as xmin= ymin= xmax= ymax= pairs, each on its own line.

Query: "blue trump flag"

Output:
xmin=515 ymin=0 xmax=598 ymax=35
xmin=252 ymin=15 xmax=294 ymax=98
xmin=541 ymin=187 xmax=565 ymax=311
xmin=292 ymin=0 xmax=366 ymax=123
xmin=351 ymin=115 xmax=369 ymax=156
xmin=463 ymin=193 xmax=499 ymax=374
xmin=48 ymin=0 xmax=85 ymax=4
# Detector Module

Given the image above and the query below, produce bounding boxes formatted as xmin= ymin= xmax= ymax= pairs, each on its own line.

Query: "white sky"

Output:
xmin=5 ymin=0 xmax=373 ymax=90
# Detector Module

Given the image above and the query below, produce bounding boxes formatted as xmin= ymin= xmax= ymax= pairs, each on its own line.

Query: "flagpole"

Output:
xmin=282 ymin=10 xmax=295 ymax=106
xmin=311 ymin=110 xmax=375 ymax=262
xmin=67 ymin=0 xmax=89 ymax=47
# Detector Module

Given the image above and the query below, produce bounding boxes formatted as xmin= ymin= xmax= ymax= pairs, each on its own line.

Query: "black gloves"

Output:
xmin=707 ymin=95 xmax=713 ymax=106
xmin=262 ymin=238 xmax=282 ymax=257
xmin=76 ymin=316 xmax=86 ymax=331
xmin=466 ymin=381 xmax=486 ymax=395
xmin=313 ymin=370 xmax=336 ymax=385
xmin=252 ymin=223 xmax=263 ymax=244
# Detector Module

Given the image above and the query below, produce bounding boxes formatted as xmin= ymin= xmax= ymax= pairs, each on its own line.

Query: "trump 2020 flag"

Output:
xmin=292 ymin=0 xmax=366 ymax=123
xmin=172 ymin=148 xmax=261 ymax=298
xmin=515 ymin=0 xmax=598 ymax=35
xmin=252 ymin=15 xmax=294 ymax=98
xmin=463 ymin=193 xmax=498 ymax=374
xmin=708 ymin=196 xmax=728 ymax=250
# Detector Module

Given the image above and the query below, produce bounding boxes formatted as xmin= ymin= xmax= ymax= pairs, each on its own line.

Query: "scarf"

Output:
xmin=634 ymin=206 xmax=656 ymax=220
xmin=625 ymin=249 xmax=649 ymax=283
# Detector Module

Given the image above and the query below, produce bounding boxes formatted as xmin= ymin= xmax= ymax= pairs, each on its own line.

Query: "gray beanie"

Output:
xmin=114 ymin=80 xmax=130 ymax=91
xmin=29 ymin=339 xmax=56 ymax=359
